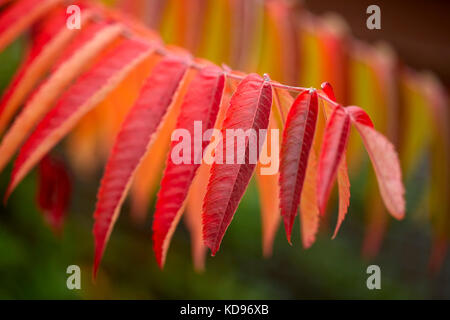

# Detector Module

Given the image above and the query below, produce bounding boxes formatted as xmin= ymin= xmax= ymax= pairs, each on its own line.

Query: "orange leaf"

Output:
xmin=255 ymin=119 xmax=281 ymax=257
xmin=185 ymin=163 xmax=210 ymax=272
xmin=300 ymin=149 xmax=320 ymax=248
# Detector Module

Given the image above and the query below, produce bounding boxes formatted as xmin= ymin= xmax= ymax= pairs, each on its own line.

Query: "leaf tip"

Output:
xmin=320 ymin=82 xmax=336 ymax=101
xmin=3 ymin=183 xmax=13 ymax=205
xmin=281 ymin=215 xmax=294 ymax=245
xmin=392 ymin=209 xmax=406 ymax=221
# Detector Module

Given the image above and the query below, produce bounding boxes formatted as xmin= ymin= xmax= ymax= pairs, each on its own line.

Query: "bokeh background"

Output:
xmin=0 ymin=0 xmax=449 ymax=299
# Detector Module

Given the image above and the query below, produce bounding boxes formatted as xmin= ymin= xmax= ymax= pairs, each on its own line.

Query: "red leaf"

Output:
xmin=317 ymin=106 xmax=351 ymax=214
xmin=202 ymin=73 xmax=272 ymax=256
xmin=0 ymin=0 xmax=61 ymax=52
xmin=347 ymin=106 xmax=405 ymax=219
xmin=128 ymin=65 xmax=197 ymax=223
xmin=346 ymin=106 xmax=374 ymax=128
xmin=36 ymin=155 xmax=71 ymax=235
xmin=320 ymin=81 xmax=336 ymax=102
xmin=93 ymin=57 xmax=188 ymax=277
xmin=279 ymin=90 xmax=318 ymax=243
xmin=5 ymin=39 xmax=154 ymax=200
xmin=320 ymin=82 xmax=352 ymax=238
xmin=152 ymin=66 xmax=225 ymax=268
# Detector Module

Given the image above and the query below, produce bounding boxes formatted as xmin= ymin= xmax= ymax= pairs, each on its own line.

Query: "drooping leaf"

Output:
xmin=279 ymin=90 xmax=318 ymax=243
xmin=36 ymin=154 xmax=71 ymax=235
xmin=346 ymin=105 xmax=374 ymax=128
xmin=93 ymin=57 xmax=188 ymax=277
xmin=256 ymin=117 xmax=281 ymax=257
xmin=332 ymin=157 xmax=351 ymax=238
xmin=320 ymin=82 xmax=351 ymax=237
xmin=87 ymin=48 xmax=163 ymax=162
xmin=129 ymin=65 xmax=198 ymax=223
xmin=152 ymin=66 xmax=225 ymax=268
xmin=317 ymin=105 xmax=351 ymax=215
xmin=202 ymin=73 xmax=272 ymax=256
xmin=5 ymin=39 xmax=155 ymax=199
xmin=0 ymin=23 xmax=124 ymax=173
xmin=299 ymin=148 xmax=320 ymax=249
xmin=0 ymin=8 xmax=88 ymax=134
xmin=182 ymin=73 xmax=235 ymax=265
xmin=0 ymin=0 xmax=61 ymax=52
xmin=347 ymin=106 xmax=405 ymax=219
xmin=182 ymin=72 xmax=238 ymax=265
xmin=185 ymin=163 xmax=210 ymax=272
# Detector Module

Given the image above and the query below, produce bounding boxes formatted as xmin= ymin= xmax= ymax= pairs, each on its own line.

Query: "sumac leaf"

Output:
xmin=300 ymin=149 xmax=320 ymax=248
xmin=347 ymin=106 xmax=405 ymax=219
xmin=93 ymin=57 xmax=188 ymax=277
xmin=320 ymin=81 xmax=336 ymax=102
xmin=332 ymin=158 xmax=351 ymax=238
xmin=279 ymin=90 xmax=318 ymax=243
xmin=36 ymin=155 xmax=71 ymax=235
xmin=202 ymin=73 xmax=272 ymax=256
xmin=320 ymin=82 xmax=351 ymax=237
xmin=317 ymin=106 xmax=351 ymax=215
xmin=256 ymin=117 xmax=281 ymax=257
xmin=185 ymin=163 xmax=211 ymax=272
xmin=129 ymin=66 xmax=198 ymax=222
xmin=152 ymin=66 xmax=225 ymax=268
